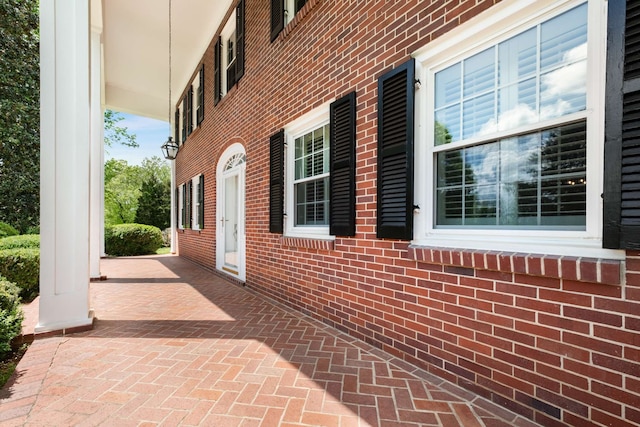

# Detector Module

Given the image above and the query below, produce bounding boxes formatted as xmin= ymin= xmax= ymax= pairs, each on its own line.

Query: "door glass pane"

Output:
xmin=224 ymin=174 xmax=238 ymax=268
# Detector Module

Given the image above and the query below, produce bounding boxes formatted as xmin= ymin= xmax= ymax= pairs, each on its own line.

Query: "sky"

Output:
xmin=105 ymin=112 xmax=170 ymax=165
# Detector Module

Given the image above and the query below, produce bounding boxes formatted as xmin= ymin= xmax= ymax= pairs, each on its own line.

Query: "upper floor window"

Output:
xmin=196 ymin=65 xmax=205 ymax=126
xmin=412 ymin=0 xmax=611 ymax=257
xmin=214 ymin=0 xmax=245 ymax=105
xmin=181 ymin=86 xmax=193 ymax=142
xmin=270 ymin=0 xmax=307 ymax=41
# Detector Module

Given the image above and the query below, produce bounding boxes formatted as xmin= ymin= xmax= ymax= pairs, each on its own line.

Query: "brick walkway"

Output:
xmin=0 ymin=255 xmax=540 ymax=426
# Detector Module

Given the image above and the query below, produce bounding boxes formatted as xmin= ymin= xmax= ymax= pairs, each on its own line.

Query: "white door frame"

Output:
xmin=216 ymin=143 xmax=246 ymax=281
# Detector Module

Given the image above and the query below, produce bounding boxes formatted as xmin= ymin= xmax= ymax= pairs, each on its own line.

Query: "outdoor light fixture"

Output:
xmin=161 ymin=136 xmax=179 ymax=160
xmin=161 ymin=0 xmax=177 ymax=161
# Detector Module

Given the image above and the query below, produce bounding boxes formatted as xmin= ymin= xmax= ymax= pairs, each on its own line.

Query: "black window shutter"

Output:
xmin=269 ymin=129 xmax=285 ymax=233
xmin=187 ymin=86 xmax=194 ymax=136
xmin=330 ymin=92 xmax=357 ymax=237
xmin=181 ymin=183 xmax=187 ymax=227
xmin=174 ymin=108 xmax=180 ymax=144
xmin=199 ymin=174 xmax=205 ymax=229
xmin=214 ymin=37 xmax=222 ymax=105
xmin=236 ymin=0 xmax=245 ymax=83
xmin=181 ymin=97 xmax=187 ymax=142
xmin=604 ymin=0 xmax=640 ymax=249
xmin=270 ymin=0 xmax=284 ymax=42
xmin=176 ymin=187 xmax=180 ymax=227
xmin=197 ymin=65 xmax=205 ymax=126
xmin=295 ymin=0 xmax=307 ymax=14
xmin=186 ymin=180 xmax=193 ymax=228
xmin=376 ymin=59 xmax=415 ymax=240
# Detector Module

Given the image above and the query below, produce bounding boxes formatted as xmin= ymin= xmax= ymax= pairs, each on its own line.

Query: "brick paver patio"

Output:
xmin=0 ymin=255 xmax=540 ymax=426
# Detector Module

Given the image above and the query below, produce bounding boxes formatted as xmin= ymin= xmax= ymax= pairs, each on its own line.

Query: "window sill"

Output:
xmin=178 ymin=228 xmax=202 ymax=234
xmin=408 ymin=245 xmax=623 ymax=286
xmin=281 ymin=236 xmax=334 ymax=251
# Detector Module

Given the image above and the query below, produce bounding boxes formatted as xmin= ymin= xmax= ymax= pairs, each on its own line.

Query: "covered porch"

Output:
xmin=2 ymin=255 xmax=539 ymax=426
xmin=37 ymin=0 xmax=232 ymax=332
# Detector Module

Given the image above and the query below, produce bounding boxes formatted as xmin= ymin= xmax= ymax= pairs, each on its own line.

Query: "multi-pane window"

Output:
xmin=271 ymin=0 xmax=307 ymax=41
xmin=216 ymin=0 xmax=244 ymax=103
xmin=193 ymin=178 xmax=201 ymax=230
xmin=293 ymin=124 xmax=330 ymax=226
xmin=285 ymin=0 xmax=306 ymax=24
xmin=432 ymin=3 xmax=587 ymax=229
xmin=226 ymin=29 xmax=237 ymax=92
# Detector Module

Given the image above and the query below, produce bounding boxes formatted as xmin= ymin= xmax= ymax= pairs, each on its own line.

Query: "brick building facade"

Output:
xmin=171 ymin=0 xmax=640 ymax=425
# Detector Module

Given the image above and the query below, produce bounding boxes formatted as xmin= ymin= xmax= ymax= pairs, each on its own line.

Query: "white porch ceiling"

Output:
xmin=98 ymin=0 xmax=232 ymax=121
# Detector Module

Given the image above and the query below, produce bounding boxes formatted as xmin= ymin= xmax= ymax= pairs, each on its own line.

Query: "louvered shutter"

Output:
xmin=186 ymin=180 xmax=193 ymax=229
xmin=174 ymin=109 xmax=180 ymax=144
xmin=199 ymin=174 xmax=205 ymax=229
xmin=186 ymin=86 xmax=194 ymax=136
xmin=197 ymin=65 xmax=205 ymax=125
xmin=376 ymin=59 xmax=415 ymax=240
xmin=214 ymin=37 xmax=222 ymax=105
xmin=270 ymin=0 xmax=284 ymax=42
xmin=330 ymin=92 xmax=357 ymax=236
xmin=604 ymin=0 xmax=640 ymax=249
xmin=181 ymin=183 xmax=186 ymax=227
xmin=181 ymin=97 xmax=187 ymax=142
xmin=236 ymin=0 xmax=245 ymax=82
xmin=269 ymin=130 xmax=285 ymax=233
xmin=176 ymin=187 xmax=180 ymax=227
xmin=295 ymin=0 xmax=307 ymax=13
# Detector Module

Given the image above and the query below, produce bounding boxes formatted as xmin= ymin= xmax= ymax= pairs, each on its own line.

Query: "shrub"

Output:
xmin=0 ymin=222 xmax=19 ymax=239
xmin=0 ymin=234 xmax=40 ymax=250
xmin=0 ymin=249 xmax=39 ymax=301
xmin=25 ymin=225 xmax=40 ymax=235
xmin=0 ymin=278 xmax=24 ymax=357
xmin=105 ymin=223 xmax=163 ymax=256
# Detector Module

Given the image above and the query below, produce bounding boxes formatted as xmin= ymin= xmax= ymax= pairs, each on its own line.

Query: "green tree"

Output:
xmin=104 ymin=157 xmax=171 ymax=228
xmin=0 ymin=0 xmax=40 ymax=233
xmin=104 ymin=110 xmax=138 ymax=149
xmin=104 ymin=159 xmax=142 ymax=225
xmin=135 ymin=157 xmax=171 ymax=229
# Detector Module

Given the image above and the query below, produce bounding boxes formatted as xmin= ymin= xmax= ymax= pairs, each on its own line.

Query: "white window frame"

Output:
xmin=220 ymin=11 xmax=236 ymax=98
xmin=192 ymin=175 xmax=201 ymax=230
xmin=284 ymin=101 xmax=334 ymax=239
xmin=284 ymin=0 xmax=301 ymax=25
xmin=178 ymin=184 xmax=184 ymax=229
xmin=191 ymin=74 xmax=200 ymax=130
xmin=177 ymin=107 xmax=183 ymax=146
xmin=413 ymin=0 xmax=622 ymax=259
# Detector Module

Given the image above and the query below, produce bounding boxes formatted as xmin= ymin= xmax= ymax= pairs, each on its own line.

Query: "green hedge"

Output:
xmin=0 ymin=249 xmax=39 ymax=301
xmin=0 ymin=222 xmax=19 ymax=239
xmin=105 ymin=223 xmax=163 ymax=256
xmin=0 ymin=234 xmax=40 ymax=250
xmin=0 ymin=278 xmax=24 ymax=356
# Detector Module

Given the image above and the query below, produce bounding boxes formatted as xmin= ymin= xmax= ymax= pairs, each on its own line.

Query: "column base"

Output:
xmin=34 ymin=310 xmax=95 ymax=336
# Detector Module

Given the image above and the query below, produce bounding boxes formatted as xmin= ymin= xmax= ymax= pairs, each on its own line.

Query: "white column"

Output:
xmin=90 ymin=30 xmax=103 ymax=279
xmin=38 ymin=0 xmax=93 ymax=332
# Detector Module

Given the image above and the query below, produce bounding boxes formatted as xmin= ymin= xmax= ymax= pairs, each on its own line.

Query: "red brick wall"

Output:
xmin=175 ymin=1 xmax=640 ymax=426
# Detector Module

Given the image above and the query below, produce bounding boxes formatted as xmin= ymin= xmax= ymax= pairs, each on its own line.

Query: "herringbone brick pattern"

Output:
xmin=0 ymin=255 xmax=540 ymax=426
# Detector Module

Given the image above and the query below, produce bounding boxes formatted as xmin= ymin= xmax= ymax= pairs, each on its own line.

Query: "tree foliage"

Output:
xmin=104 ymin=110 xmax=138 ymax=149
xmin=105 ymin=156 xmax=171 ymax=229
xmin=0 ymin=0 xmax=40 ymax=233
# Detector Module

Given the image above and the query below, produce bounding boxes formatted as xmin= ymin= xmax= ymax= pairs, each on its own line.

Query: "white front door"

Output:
xmin=217 ymin=145 xmax=246 ymax=281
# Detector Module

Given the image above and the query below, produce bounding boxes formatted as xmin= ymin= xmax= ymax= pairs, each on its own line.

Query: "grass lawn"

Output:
xmin=156 ymin=247 xmax=170 ymax=255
